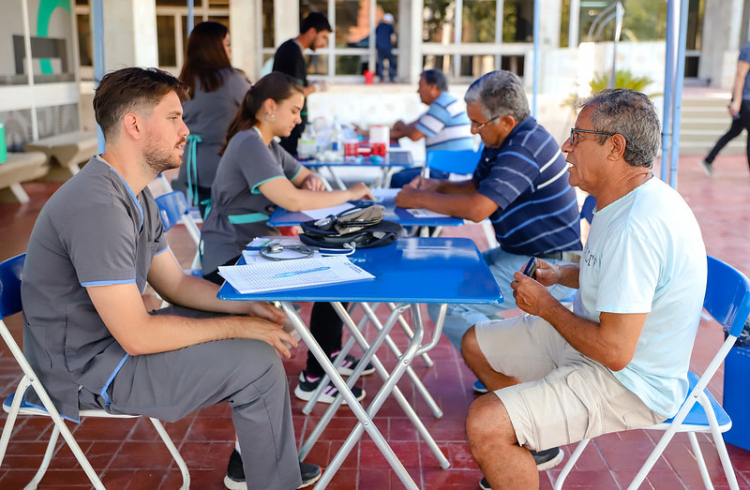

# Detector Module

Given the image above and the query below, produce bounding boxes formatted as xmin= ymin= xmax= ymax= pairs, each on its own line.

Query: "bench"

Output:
xmin=0 ymin=152 xmax=49 ymax=203
xmin=24 ymin=131 xmax=97 ymax=181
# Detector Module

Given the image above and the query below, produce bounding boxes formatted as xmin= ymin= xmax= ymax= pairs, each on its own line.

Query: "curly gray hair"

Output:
xmin=464 ymin=71 xmax=530 ymax=123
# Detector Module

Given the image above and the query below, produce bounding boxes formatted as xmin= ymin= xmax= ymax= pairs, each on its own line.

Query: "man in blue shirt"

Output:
xmin=395 ymin=70 xmax=581 ymax=351
xmin=386 ymin=69 xmax=475 ymax=188
xmin=375 ymin=13 xmax=396 ymax=82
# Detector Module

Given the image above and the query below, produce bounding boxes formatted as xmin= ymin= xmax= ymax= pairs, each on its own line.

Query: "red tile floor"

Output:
xmin=1 ymin=153 xmax=750 ymax=489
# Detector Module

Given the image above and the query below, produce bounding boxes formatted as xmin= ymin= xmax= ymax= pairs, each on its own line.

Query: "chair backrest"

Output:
xmin=426 ymin=148 xmax=481 ymax=176
xmin=579 ymin=195 xmax=596 ymax=224
xmin=705 ymin=256 xmax=750 ymax=337
xmin=0 ymin=254 xmax=25 ymax=320
xmin=155 ymin=191 xmax=190 ymax=232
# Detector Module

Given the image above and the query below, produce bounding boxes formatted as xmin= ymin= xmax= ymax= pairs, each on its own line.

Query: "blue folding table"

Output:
xmin=301 ymin=148 xmax=415 ymax=190
xmin=218 ymin=237 xmax=502 ymax=489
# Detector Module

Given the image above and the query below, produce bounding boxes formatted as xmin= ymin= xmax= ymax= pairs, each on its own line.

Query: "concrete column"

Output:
xmin=102 ymin=0 xmax=158 ymax=68
xmin=398 ymin=0 xmax=423 ymax=84
xmin=274 ymin=0 xmax=299 ymax=49
xmin=699 ymin=0 xmax=743 ymax=85
xmin=540 ymin=0 xmax=561 ymax=48
xmin=230 ymin=0 xmax=261 ymax=81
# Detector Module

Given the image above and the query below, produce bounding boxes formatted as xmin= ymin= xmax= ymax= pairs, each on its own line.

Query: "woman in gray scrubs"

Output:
xmin=201 ymin=70 xmax=375 ymax=443
xmin=173 ymin=21 xmax=252 ymax=214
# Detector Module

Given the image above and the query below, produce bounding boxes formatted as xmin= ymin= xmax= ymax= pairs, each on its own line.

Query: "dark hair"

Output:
xmin=420 ymin=69 xmax=448 ymax=92
xmin=581 ymin=89 xmax=661 ymax=168
xmin=300 ymin=12 xmax=332 ymax=34
xmin=221 ymin=72 xmax=304 ymax=154
xmin=178 ymin=21 xmax=235 ymax=98
xmin=94 ymin=67 xmax=188 ymax=140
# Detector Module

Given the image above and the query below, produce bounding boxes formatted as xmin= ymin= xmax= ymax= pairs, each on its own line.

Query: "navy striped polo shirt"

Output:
xmin=473 ymin=117 xmax=581 ymax=256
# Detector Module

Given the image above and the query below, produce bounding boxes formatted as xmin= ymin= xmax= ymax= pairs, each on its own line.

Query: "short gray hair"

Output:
xmin=464 ymin=71 xmax=530 ymax=123
xmin=581 ymin=89 xmax=661 ymax=168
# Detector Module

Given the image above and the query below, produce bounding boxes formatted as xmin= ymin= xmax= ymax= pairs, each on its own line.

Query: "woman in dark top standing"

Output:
xmin=174 ymin=21 xmax=251 ymax=212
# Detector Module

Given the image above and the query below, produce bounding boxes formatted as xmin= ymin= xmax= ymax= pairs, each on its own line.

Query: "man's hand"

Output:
xmin=244 ymin=301 xmax=287 ymax=324
xmin=406 ymin=176 xmax=441 ymax=191
xmin=302 ymin=174 xmax=326 ymax=192
xmin=394 ymin=184 xmax=423 ymax=208
xmin=346 ymin=182 xmax=375 ymax=201
xmin=511 ymin=271 xmax=556 ymax=316
xmin=392 ymin=120 xmax=408 ymax=132
xmin=238 ymin=316 xmax=298 ymax=358
xmin=533 ymin=259 xmax=562 ymax=287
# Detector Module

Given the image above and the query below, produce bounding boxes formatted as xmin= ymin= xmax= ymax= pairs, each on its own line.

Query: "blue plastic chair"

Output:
xmin=425 ymin=147 xmax=482 ymax=177
xmin=554 ymin=256 xmax=750 ymax=490
xmin=155 ymin=191 xmax=202 ymax=275
xmin=0 ymin=254 xmax=190 ymax=489
xmin=579 ymin=194 xmax=596 ymax=224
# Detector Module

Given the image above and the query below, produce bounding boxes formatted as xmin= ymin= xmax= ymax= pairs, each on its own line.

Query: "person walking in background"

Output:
xmin=173 ymin=22 xmax=251 ymax=213
xmin=701 ymin=40 xmax=750 ymax=177
xmin=376 ymin=13 xmax=396 ymax=83
xmin=273 ymin=12 xmax=332 ymax=156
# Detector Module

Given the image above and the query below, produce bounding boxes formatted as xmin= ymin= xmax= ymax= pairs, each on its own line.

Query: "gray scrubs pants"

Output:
xmin=79 ymin=306 xmax=301 ymax=490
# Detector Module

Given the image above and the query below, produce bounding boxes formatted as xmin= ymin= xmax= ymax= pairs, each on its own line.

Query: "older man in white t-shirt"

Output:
xmin=461 ymin=89 xmax=707 ymax=490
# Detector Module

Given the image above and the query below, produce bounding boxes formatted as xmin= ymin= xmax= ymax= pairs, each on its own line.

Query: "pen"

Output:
xmin=418 ymin=165 xmax=426 ymax=188
xmin=273 ymin=266 xmax=331 ymax=279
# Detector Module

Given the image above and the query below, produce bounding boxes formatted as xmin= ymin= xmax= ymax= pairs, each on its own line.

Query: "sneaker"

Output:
xmin=223 ymin=450 xmax=322 ymax=489
xmin=699 ymin=160 xmax=714 ymax=177
xmin=473 ymin=380 xmax=489 ymax=394
xmin=331 ymin=351 xmax=375 ymax=376
xmin=477 ymin=447 xmax=564 ymax=489
xmin=294 ymin=371 xmax=366 ymax=404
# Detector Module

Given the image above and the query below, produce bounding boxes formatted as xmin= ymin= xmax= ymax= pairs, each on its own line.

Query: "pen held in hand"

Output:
xmin=417 ymin=165 xmax=427 ymax=188
xmin=273 ymin=266 xmax=331 ymax=279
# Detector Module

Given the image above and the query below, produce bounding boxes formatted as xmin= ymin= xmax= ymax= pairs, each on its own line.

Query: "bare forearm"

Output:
xmin=556 ymin=264 xmax=580 ymax=289
xmin=126 ymin=314 xmax=252 ymax=355
xmin=160 ymin=274 xmax=252 ymax=315
xmin=434 ymin=179 xmax=477 ymax=195
xmin=538 ymin=302 xmax=613 ymax=364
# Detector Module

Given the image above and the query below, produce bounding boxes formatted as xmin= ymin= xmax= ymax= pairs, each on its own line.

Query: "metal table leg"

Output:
xmin=280 ymin=302 xmax=418 ymax=488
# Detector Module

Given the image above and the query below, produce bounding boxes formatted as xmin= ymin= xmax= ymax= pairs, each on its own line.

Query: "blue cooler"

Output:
xmin=723 ymin=346 xmax=750 ymax=450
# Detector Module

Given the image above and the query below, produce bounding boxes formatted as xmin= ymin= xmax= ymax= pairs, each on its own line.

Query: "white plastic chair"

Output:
xmin=554 ymin=255 xmax=750 ymax=490
xmin=0 ymin=254 xmax=190 ymax=489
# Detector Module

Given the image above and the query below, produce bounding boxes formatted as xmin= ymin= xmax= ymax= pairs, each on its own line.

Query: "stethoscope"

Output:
xmin=258 ymin=243 xmax=355 ymax=261
xmin=312 ymin=203 xmax=380 ymax=230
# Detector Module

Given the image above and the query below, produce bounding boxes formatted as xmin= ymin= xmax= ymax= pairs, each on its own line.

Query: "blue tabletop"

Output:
xmin=218 ymin=237 xmax=502 ymax=304
xmin=268 ymin=197 xmax=465 ymax=228
xmin=300 ymin=148 xmax=415 ymax=168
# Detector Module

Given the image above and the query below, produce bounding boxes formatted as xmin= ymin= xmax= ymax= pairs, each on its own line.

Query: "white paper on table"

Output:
xmin=371 ymin=188 xmax=400 ymax=200
xmin=299 ymin=203 xmax=355 ymax=220
xmin=406 ymin=208 xmax=451 ymax=218
xmin=219 ymin=256 xmax=374 ymax=294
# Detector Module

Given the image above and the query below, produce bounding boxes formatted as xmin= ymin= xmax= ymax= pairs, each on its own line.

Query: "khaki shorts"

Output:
xmin=475 ymin=314 xmax=665 ymax=451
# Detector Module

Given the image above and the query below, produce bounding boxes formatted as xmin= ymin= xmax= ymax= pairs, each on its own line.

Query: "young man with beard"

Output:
xmin=273 ymin=12 xmax=332 ymax=155
xmin=21 ymin=67 xmax=321 ymax=489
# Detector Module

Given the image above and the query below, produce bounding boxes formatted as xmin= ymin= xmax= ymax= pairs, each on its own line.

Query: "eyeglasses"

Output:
xmin=472 ymin=115 xmax=501 ymax=130
xmin=569 ymin=128 xmax=616 ymax=145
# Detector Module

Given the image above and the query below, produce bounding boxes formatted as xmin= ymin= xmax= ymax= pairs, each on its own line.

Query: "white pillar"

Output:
xmin=398 ymin=0 xmax=423 ymax=84
xmin=230 ymin=0 xmax=261 ymax=81
xmin=274 ymin=0 xmax=299 ymax=48
xmin=102 ymin=0 xmax=158 ymax=69
xmin=699 ymin=0 xmax=742 ymax=85
xmin=539 ymin=0 xmax=561 ymax=48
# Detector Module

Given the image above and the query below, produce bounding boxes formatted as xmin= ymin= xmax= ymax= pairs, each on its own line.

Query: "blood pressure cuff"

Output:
xmin=299 ymin=204 xmax=402 ymax=249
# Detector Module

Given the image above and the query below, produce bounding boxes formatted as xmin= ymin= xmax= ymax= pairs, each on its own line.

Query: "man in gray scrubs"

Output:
xmin=21 ymin=67 xmax=320 ymax=490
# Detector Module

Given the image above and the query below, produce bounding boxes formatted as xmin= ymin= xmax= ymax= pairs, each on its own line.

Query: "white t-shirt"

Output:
xmin=573 ymin=177 xmax=707 ymax=417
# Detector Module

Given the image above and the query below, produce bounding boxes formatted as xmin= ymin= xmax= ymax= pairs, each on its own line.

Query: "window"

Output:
xmin=157 ymin=16 xmax=177 ymax=67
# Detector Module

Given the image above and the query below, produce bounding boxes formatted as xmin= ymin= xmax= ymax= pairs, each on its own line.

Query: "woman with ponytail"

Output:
xmin=200 ymin=75 xmax=376 ymax=474
xmin=174 ymin=21 xmax=251 ymax=212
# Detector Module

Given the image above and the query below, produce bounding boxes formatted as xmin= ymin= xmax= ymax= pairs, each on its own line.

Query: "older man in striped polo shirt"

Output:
xmin=395 ymin=70 xmax=582 ymax=353
xmin=387 ymin=69 xmax=475 ymax=188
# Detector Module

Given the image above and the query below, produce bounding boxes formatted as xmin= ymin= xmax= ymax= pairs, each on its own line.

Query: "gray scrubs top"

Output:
xmin=175 ymin=68 xmax=252 ymax=189
xmin=22 ymin=156 xmax=167 ymax=421
xmin=201 ymin=129 xmax=302 ymax=275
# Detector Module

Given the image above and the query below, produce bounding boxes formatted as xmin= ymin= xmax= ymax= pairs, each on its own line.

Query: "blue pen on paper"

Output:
xmin=273 ymin=266 xmax=331 ymax=279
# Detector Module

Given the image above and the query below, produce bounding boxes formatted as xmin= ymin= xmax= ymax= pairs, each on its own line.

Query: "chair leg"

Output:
xmin=627 ymin=427 xmax=678 ymax=490
xmin=149 ymin=418 xmax=190 ymax=490
xmin=553 ymin=439 xmax=589 ymax=490
xmin=0 ymin=377 xmax=32 ymax=465
xmin=25 ymin=424 xmax=60 ymax=490
xmin=687 ymin=432 xmax=713 ymax=490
